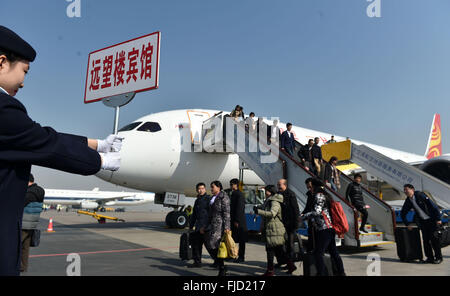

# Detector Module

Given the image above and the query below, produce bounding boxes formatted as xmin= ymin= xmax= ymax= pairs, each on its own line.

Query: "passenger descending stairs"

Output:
xmin=292 ymin=140 xmax=396 ymax=248
xmin=201 ymin=113 xmax=396 ymax=248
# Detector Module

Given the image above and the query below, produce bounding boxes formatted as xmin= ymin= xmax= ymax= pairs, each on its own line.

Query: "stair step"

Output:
xmin=358 ymin=224 xmax=377 ymax=232
xmin=359 ymin=240 xmax=395 ymax=248
xmin=358 ymin=231 xmax=384 ymax=244
xmin=359 ymin=231 xmax=383 ymax=236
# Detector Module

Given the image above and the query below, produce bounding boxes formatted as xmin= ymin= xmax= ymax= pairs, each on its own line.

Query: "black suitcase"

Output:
xmin=179 ymin=232 xmax=192 ymax=260
xmin=293 ymin=233 xmax=305 ymax=262
xmin=303 ymin=252 xmax=335 ymax=276
xmin=395 ymin=227 xmax=423 ymax=262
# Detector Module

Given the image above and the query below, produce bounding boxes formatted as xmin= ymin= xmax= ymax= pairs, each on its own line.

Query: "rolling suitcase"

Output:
xmin=293 ymin=233 xmax=305 ymax=262
xmin=302 ymin=230 xmax=335 ymax=276
xmin=395 ymin=227 xmax=423 ymax=262
xmin=179 ymin=231 xmax=192 ymax=260
xmin=303 ymin=252 xmax=334 ymax=276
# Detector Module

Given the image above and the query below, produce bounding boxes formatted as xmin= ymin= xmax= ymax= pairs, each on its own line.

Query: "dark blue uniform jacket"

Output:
xmin=0 ymin=92 xmax=101 ymax=275
xmin=400 ymin=191 xmax=441 ymax=227
xmin=280 ymin=131 xmax=295 ymax=153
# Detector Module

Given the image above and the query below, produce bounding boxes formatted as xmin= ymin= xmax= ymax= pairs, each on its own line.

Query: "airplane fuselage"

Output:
xmin=95 ymin=109 xmax=428 ymax=197
xmin=44 ymin=189 xmax=154 ymax=208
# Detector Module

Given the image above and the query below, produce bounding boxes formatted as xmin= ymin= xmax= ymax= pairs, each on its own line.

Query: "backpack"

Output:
xmin=323 ymin=199 xmax=349 ymax=238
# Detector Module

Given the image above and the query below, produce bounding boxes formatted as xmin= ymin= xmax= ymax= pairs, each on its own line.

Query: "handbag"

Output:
xmin=434 ymin=225 xmax=450 ymax=248
xmin=224 ymin=231 xmax=239 ymax=259
xmin=30 ymin=229 xmax=41 ymax=247
xmin=217 ymin=241 xmax=228 ymax=259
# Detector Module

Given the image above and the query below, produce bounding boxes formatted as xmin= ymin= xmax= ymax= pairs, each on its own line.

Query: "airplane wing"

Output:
xmin=94 ymin=195 xmax=136 ymax=204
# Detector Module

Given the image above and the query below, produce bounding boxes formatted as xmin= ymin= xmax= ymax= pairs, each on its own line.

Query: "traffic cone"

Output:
xmin=47 ymin=218 xmax=55 ymax=232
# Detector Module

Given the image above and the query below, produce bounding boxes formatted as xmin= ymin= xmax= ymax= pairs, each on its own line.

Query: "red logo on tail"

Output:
xmin=426 ymin=114 xmax=442 ymax=159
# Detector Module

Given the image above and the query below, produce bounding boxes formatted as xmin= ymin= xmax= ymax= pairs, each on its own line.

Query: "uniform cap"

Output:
xmin=0 ymin=26 xmax=36 ymax=62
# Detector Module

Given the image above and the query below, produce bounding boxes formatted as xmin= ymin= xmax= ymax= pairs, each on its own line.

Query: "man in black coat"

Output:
xmin=311 ymin=137 xmax=323 ymax=176
xmin=298 ymin=139 xmax=314 ymax=172
xmin=345 ymin=173 xmax=369 ymax=233
xmin=0 ymin=25 xmax=122 ymax=276
xmin=277 ymin=178 xmax=300 ymax=274
xmin=302 ymin=178 xmax=316 ymax=252
xmin=401 ymin=184 xmax=443 ymax=264
xmin=188 ymin=183 xmax=211 ymax=268
xmin=280 ymin=123 xmax=295 ymax=156
xmin=229 ymin=179 xmax=248 ymax=263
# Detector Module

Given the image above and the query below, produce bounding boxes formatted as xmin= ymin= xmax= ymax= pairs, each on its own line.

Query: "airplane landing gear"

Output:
xmin=165 ymin=210 xmax=188 ymax=229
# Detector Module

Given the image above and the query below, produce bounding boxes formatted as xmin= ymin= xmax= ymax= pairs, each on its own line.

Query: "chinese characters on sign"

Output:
xmin=84 ymin=32 xmax=160 ymax=103
xmin=351 ymin=144 xmax=421 ymax=190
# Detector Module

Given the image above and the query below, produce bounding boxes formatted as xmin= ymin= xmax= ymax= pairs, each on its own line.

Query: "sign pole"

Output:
xmin=114 ymin=106 xmax=120 ymax=134
xmin=102 ymin=92 xmax=136 ymax=134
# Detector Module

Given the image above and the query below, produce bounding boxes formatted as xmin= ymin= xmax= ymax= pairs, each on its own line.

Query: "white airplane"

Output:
xmin=95 ymin=109 xmax=449 ymax=199
xmin=43 ymin=188 xmax=154 ymax=210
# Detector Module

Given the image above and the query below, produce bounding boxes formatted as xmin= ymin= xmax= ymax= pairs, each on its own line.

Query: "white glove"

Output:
xmin=97 ymin=134 xmax=124 ymax=153
xmin=100 ymin=152 xmax=121 ymax=171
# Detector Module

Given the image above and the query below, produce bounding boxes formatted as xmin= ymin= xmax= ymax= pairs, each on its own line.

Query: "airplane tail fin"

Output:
xmin=425 ymin=113 xmax=442 ymax=159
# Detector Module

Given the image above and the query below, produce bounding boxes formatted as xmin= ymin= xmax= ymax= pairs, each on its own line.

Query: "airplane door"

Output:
xmin=187 ymin=110 xmax=211 ymax=147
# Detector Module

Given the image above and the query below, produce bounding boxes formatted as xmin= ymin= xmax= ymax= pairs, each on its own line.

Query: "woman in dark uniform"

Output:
xmin=0 ymin=25 xmax=122 ymax=275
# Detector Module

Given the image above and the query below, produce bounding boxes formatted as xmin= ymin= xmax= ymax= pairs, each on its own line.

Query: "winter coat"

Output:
xmin=297 ymin=144 xmax=311 ymax=162
xmin=280 ymin=188 xmax=300 ymax=232
xmin=230 ymin=190 xmax=247 ymax=230
xmin=311 ymin=144 xmax=322 ymax=160
xmin=401 ymin=191 xmax=441 ymax=227
xmin=0 ymin=92 xmax=101 ymax=276
xmin=205 ymin=191 xmax=231 ymax=250
xmin=301 ymin=191 xmax=315 ymax=216
xmin=280 ymin=131 xmax=295 ymax=153
xmin=22 ymin=202 xmax=43 ymax=230
xmin=190 ymin=194 xmax=211 ymax=231
xmin=230 ymin=189 xmax=248 ymax=243
xmin=345 ymin=182 xmax=365 ymax=209
xmin=323 ymin=163 xmax=341 ymax=189
xmin=22 ymin=183 xmax=45 ymax=230
xmin=303 ymin=192 xmax=333 ymax=232
xmin=258 ymin=194 xmax=286 ymax=247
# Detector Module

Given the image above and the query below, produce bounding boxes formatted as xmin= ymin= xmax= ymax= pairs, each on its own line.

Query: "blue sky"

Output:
xmin=1 ymin=0 xmax=449 ymax=189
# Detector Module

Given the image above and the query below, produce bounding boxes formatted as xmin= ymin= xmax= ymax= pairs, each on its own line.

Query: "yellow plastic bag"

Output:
xmin=224 ymin=231 xmax=239 ymax=259
xmin=217 ymin=241 xmax=228 ymax=259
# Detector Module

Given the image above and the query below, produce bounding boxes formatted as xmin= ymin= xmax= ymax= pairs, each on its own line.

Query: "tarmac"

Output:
xmin=23 ymin=210 xmax=450 ymax=276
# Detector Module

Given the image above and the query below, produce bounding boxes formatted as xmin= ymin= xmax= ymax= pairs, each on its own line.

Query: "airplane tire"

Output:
xmin=165 ymin=211 xmax=176 ymax=227
xmin=173 ymin=212 xmax=188 ymax=229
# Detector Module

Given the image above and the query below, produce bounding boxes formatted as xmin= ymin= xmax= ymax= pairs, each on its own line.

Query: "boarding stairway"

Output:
xmin=292 ymin=141 xmax=396 ymax=246
xmin=347 ymin=143 xmax=450 ymax=209
xmin=320 ymin=140 xmax=450 ymax=210
xmin=201 ymin=113 xmax=396 ymax=247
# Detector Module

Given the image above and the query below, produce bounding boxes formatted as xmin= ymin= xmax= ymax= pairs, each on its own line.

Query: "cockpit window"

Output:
xmin=118 ymin=122 xmax=142 ymax=132
xmin=137 ymin=122 xmax=162 ymax=133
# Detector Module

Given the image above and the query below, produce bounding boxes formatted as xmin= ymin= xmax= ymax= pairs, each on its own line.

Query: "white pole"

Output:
xmin=114 ymin=106 xmax=120 ymax=135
